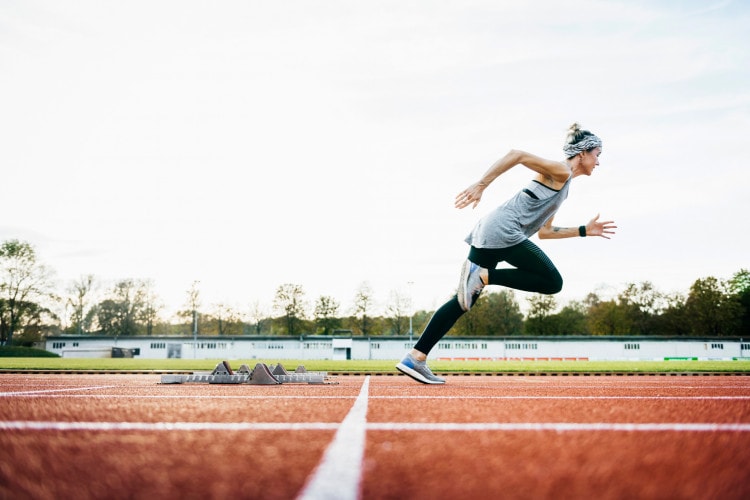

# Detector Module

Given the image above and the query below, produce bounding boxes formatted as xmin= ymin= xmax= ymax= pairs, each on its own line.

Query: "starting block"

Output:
xmin=269 ymin=363 xmax=329 ymax=384
xmin=160 ymin=361 xmax=334 ymax=385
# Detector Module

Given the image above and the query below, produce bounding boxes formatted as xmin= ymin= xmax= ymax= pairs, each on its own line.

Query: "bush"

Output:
xmin=0 ymin=346 xmax=60 ymax=358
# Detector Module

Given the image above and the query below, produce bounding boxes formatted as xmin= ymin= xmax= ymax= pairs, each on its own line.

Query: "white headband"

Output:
xmin=563 ymin=135 xmax=602 ymax=158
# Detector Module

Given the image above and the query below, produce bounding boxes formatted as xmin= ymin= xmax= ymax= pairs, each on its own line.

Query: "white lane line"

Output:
xmin=3 ymin=395 xmax=357 ymax=400
xmin=296 ymin=376 xmax=370 ymax=500
xmin=2 ymin=420 xmax=748 ymax=433
xmin=367 ymin=422 xmax=750 ymax=432
xmin=0 ymin=386 xmax=116 ymax=397
xmin=0 ymin=421 xmax=340 ymax=431
xmin=368 ymin=396 xmax=750 ymax=400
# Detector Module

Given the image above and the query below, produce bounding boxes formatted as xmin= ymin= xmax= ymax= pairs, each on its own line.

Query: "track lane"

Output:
xmin=1 ymin=374 xmax=749 ymax=499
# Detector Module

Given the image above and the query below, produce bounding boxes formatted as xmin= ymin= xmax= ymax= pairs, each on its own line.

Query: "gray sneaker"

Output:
xmin=396 ymin=353 xmax=445 ymax=384
xmin=457 ymin=260 xmax=485 ymax=311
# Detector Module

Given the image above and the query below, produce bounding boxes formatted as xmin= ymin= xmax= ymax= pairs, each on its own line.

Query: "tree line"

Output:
xmin=1 ymin=239 xmax=748 ymax=345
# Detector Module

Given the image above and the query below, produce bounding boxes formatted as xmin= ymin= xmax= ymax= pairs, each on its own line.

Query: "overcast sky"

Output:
xmin=2 ymin=0 xmax=748 ymax=322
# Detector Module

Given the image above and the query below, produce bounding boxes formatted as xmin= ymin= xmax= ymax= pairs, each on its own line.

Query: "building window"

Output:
xmin=201 ymin=342 xmax=224 ymax=349
xmin=711 ymin=343 xmax=724 ymax=350
xmin=505 ymin=343 xmax=538 ymax=350
xmin=437 ymin=342 xmax=489 ymax=350
xmin=454 ymin=342 xmax=479 ymax=349
xmin=52 ymin=342 xmax=66 ymax=349
xmin=304 ymin=342 xmax=332 ymax=350
xmin=625 ymin=343 xmax=640 ymax=350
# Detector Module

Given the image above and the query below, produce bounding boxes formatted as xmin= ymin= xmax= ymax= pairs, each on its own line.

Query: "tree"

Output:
xmin=94 ymin=299 xmax=119 ymax=335
xmin=685 ymin=276 xmax=741 ymax=336
xmin=587 ymin=300 xmax=632 ymax=335
xmin=249 ymin=300 xmax=269 ymax=335
xmin=552 ymin=301 xmax=589 ymax=335
xmin=0 ymin=240 xmax=55 ymax=345
xmin=9 ymin=300 xmax=58 ymax=345
xmin=181 ymin=281 xmax=202 ymax=336
xmin=617 ymin=282 xmax=664 ymax=335
xmin=651 ymin=292 xmax=689 ymax=336
xmin=92 ymin=279 xmax=149 ymax=336
xmin=453 ymin=293 xmax=486 ymax=336
xmin=729 ymin=269 xmax=750 ymax=336
xmin=139 ymin=281 xmax=162 ymax=336
xmin=314 ymin=295 xmax=341 ymax=335
xmin=410 ymin=309 xmax=432 ymax=336
xmin=483 ymin=290 xmax=524 ymax=336
xmin=384 ymin=289 xmax=411 ymax=336
xmin=525 ymin=294 xmax=558 ymax=335
xmin=66 ymin=275 xmax=97 ymax=335
xmin=352 ymin=282 xmax=375 ymax=336
xmin=453 ymin=290 xmax=523 ymax=336
xmin=273 ymin=283 xmax=307 ymax=335
xmin=207 ymin=302 xmax=243 ymax=336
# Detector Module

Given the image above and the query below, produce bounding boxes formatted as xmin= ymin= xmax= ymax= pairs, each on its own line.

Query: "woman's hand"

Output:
xmin=455 ymin=182 xmax=487 ymax=209
xmin=586 ymin=213 xmax=617 ymax=239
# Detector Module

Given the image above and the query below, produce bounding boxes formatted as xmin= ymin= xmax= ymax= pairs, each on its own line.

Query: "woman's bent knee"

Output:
xmin=542 ymin=276 xmax=563 ymax=294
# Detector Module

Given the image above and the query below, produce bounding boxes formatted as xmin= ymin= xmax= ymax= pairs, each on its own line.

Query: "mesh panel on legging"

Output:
xmin=481 ymin=240 xmax=563 ymax=294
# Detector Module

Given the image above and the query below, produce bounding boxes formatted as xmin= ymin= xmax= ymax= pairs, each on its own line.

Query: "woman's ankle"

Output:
xmin=410 ymin=349 xmax=427 ymax=362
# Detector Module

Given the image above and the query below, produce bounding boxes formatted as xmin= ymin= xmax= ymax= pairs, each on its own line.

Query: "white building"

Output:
xmin=44 ymin=335 xmax=750 ymax=361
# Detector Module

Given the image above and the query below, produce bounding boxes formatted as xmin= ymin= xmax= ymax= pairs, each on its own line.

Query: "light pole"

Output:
xmin=192 ymin=309 xmax=198 ymax=359
xmin=190 ymin=280 xmax=200 ymax=359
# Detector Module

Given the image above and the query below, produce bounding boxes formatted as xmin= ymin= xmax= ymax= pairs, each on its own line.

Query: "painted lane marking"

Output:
xmin=2 ymin=420 xmax=749 ymax=433
xmin=0 ymin=386 xmax=116 ymax=397
xmin=296 ymin=376 xmax=370 ymax=500
xmin=3 ymin=395 xmax=358 ymax=400
xmin=366 ymin=422 xmax=750 ymax=432
xmin=383 ymin=382 xmax=750 ymax=388
xmin=368 ymin=396 xmax=750 ymax=400
xmin=0 ymin=421 xmax=340 ymax=431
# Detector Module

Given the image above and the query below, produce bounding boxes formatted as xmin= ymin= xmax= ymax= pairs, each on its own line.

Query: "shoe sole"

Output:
xmin=396 ymin=363 xmax=445 ymax=385
xmin=457 ymin=260 xmax=473 ymax=311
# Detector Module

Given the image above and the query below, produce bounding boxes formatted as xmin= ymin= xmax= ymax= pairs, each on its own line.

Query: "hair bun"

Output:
xmin=565 ymin=122 xmax=588 ymax=144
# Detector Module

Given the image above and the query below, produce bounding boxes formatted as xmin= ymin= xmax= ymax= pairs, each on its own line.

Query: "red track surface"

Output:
xmin=1 ymin=373 xmax=749 ymax=499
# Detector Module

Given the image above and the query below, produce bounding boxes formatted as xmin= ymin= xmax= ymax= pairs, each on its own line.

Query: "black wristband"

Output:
xmin=579 ymin=225 xmax=587 ymax=237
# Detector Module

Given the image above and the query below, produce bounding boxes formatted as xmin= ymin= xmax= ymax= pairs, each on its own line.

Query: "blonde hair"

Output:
xmin=563 ymin=123 xmax=602 ymax=158
xmin=565 ymin=122 xmax=593 ymax=145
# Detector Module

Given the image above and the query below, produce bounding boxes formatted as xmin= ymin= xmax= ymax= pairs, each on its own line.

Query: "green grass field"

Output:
xmin=1 ymin=357 xmax=749 ymax=373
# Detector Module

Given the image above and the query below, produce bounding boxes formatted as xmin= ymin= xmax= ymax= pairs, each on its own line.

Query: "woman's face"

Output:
xmin=581 ymin=147 xmax=602 ymax=175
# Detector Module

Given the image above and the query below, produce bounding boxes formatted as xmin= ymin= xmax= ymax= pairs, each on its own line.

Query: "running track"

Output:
xmin=1 ymin=373 xmax=749 ymax=499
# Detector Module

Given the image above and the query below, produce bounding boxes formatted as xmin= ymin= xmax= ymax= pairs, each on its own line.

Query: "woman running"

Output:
xmin=397 ymin=123 xmax=617 ymax=384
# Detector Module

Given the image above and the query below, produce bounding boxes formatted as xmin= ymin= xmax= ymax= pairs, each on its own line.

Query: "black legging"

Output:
xmin=413 ymin=239 xmax=562 ymax=355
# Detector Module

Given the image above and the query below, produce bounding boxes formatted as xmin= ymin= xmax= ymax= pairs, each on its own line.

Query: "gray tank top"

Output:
xmin=465 ymin=177 xmax=571 ymax=249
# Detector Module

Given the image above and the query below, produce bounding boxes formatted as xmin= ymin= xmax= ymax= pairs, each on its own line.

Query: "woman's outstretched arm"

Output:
xmin=455 ymin=150 xmax=571 ymax=209
xmin=538 ymin=214 xmax=617 ymax=240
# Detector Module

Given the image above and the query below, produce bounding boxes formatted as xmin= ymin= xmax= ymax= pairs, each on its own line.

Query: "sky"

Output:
xmin=1 ymin=0 xmax=748 ymax=323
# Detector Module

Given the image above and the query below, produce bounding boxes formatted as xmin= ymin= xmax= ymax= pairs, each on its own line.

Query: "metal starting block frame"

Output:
xmin=160 ymin=361 xmax=334 ymax=385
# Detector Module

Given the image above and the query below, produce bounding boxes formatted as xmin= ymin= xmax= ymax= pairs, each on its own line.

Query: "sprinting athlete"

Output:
xmin=397 ymin=123 xmax=616 ymax=384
